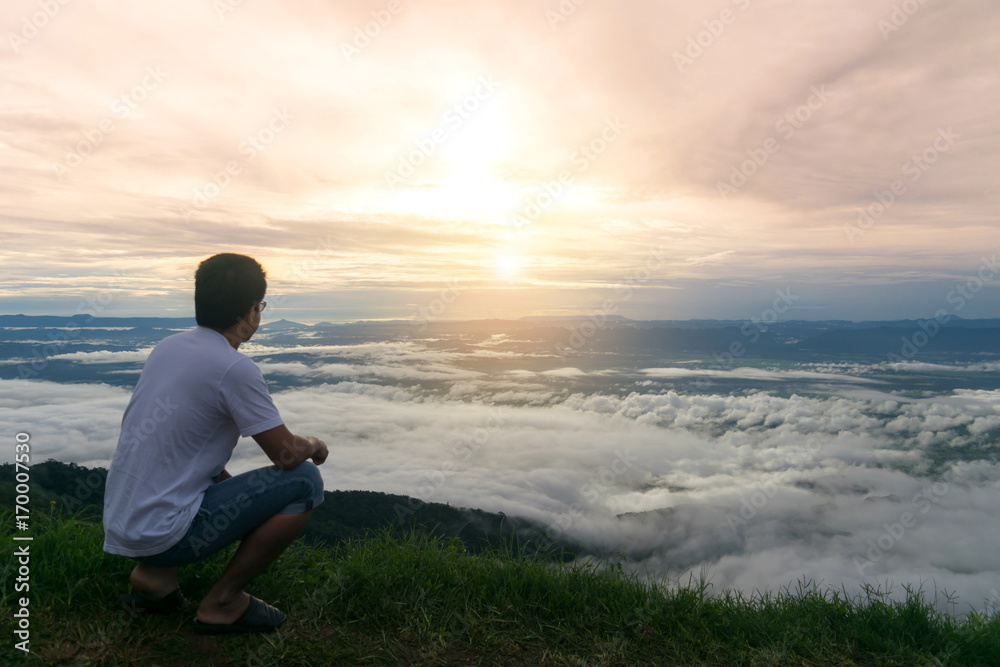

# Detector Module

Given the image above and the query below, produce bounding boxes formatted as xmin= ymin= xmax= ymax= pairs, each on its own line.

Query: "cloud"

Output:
xmin=0 ymin=348 xmax=153 ymax=365
xmin=49 ymin=349 xmax=154 ymax=363
xmin=257 ymin=359 xmax=485 ymax=383
xmin=540 ymin=367 xmax=588 ymax=377
xmin=0 ymin=379 xmax=130 ymax=469
xmin=6 ymin=317 xmax=1000 ymax=614
xmin=7 ymin=360 xmax=1000 ymax=613
xmin=640 ymin=367 xmax=886 ymax=383
xmin=885 ymin=361 xmax=1000 ymax=373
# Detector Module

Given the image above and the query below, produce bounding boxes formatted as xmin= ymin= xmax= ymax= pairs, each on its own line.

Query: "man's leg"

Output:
xmin=129 ymin=563 xmax=179 ymax=599
xmin=196 ymin=508 xmax=314 ymax=624
xmin=132 ymin=463 xmax=324 ymax=623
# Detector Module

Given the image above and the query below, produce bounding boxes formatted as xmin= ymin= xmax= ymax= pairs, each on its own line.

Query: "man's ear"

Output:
xmin=233 ymin=305 xmax=258 ymax=337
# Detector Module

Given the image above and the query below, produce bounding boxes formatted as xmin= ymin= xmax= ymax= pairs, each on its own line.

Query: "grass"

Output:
xmin=3 ymin=509 xmax=1000 ymax=666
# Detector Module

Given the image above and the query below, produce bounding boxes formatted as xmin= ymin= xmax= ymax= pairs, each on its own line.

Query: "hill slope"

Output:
xmin=2 ymin=509 xmax=998 ymax=666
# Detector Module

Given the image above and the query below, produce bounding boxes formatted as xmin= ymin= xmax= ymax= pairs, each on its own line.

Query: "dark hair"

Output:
xmin=194 ymin=253 xmax=267 ymax=329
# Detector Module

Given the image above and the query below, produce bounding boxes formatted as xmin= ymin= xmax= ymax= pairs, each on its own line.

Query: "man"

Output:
xmin=103 ymin=253 xmax=328 ymax=634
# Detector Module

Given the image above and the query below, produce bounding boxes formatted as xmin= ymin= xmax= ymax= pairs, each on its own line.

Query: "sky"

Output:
xmin=2 ymin=0 xmax=999 ymax=322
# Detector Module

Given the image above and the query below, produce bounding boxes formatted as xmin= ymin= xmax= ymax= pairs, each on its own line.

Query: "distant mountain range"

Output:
xmin=3 ymin=314 xmax=1000 ymax=365
xmin=0 ymin=314 xmax=200 ymax=328
xmin=3 ymin=313 xmax=998 ymax=330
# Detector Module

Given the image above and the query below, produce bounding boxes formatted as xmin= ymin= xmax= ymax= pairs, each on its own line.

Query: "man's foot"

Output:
xmin=129 ymin=563 xmax=179 ymax=600
xmin=196 ymin=590 xmax=252 ymax=625
xmin=192 ymin=596 xmax=286 ymax=634
xmin=120 ymin=588 xmax=186 ymax=615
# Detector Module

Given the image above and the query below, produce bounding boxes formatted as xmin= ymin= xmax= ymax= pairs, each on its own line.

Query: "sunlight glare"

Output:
xmin=440 ymin=105 xmax=510 ymax=175
xmin=495 ymin=251 xmax=521 ymax=280
xmin=380 ymin=102 xmax=522 ymax=219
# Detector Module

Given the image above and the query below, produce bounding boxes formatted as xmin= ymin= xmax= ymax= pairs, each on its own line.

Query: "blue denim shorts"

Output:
xmin=136 ymin=462 xmax=324 ymax=567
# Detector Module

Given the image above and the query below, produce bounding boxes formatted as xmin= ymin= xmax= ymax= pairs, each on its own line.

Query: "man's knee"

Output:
xmin=279 ymin=462 xmax=324 ymax=513
xmin=289 ymin=461 xmax=324 ymax=495
xmin=248 ymin=462 xmax=324 ymax=513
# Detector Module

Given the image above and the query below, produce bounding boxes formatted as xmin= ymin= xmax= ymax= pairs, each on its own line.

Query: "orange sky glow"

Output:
xmin=1 ymin=0 xmax=998 ymax=322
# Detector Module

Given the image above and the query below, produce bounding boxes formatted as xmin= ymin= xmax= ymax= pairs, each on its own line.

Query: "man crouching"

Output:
xmin=103 ymin=252 xmax=328 ymax=633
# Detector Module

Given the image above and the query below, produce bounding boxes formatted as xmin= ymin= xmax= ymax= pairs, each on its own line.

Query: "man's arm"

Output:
xmin=252 ymin=424 xmax=328 ymax=470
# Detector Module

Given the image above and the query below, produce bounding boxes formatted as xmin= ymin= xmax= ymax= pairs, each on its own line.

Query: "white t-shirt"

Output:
xmin=103 ymin=326 xmax=284 ymax=557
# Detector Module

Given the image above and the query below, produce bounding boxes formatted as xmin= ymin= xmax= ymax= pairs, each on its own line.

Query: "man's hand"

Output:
xmin=306 ymin=436 xmax=329 ymax=465
xmin=253 ymin=425 xmax=328 ymax=469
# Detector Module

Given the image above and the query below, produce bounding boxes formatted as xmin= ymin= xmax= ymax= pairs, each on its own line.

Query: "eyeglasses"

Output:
xmin=256 ymin=301 xmax=267 ymax=313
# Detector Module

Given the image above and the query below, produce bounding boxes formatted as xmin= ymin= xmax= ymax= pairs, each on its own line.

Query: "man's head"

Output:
xmin=194 ymin=254 xmax=267 ymax=338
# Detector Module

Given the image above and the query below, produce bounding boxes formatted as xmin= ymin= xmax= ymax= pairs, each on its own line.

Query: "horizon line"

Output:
xmin=0 ymin=313 xmax=995 ymax=328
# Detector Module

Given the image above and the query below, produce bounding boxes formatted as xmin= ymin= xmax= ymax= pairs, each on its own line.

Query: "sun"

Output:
xmin=494 ymin=251 xmax=521 ymax=280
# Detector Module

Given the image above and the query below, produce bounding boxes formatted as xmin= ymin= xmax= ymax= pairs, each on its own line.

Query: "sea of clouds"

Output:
xmin=4 ymin=336 xmax=1000 ymax=614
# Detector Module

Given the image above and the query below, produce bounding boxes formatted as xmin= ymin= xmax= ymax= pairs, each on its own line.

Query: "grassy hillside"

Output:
xmin=2 ymin=508 xmax=999 ymax=666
